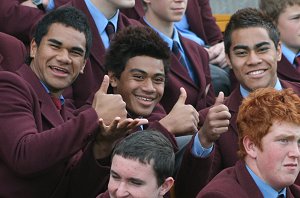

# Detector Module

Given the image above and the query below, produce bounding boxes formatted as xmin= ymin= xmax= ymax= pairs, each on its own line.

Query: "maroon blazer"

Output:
xmin=121 ymin=0 xmax=223 ymax=45
xmin=175 ymin=79 xmax=300 ymax=198
xmin=0 ymin=32 xmax=27 ymax=71
xmin=197 ymin=160 xmax=300 ymax=198
xmin=277 ymin=55 xmax=300 ymax=83
xmin=0 ymin=64 xmax=110 ymax=198
xmin=0 ymin=0 xmax=44 ymax=46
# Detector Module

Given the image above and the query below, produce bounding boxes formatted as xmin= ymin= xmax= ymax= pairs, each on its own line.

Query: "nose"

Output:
xmin=142 ymin=79 xmax=156 ymax=93
xmin=246 ymin=51 xmax=262 ymax=66
xmin=115 ymin=183 xmax=129 ymax=197
xmin=288 ymin=142 xmax=300 ymax=158
xmin=56 ymin=49 xmax=72 ymax=64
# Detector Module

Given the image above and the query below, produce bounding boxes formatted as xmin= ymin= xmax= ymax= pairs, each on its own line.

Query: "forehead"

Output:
xmin=124 ymin=55 xmax=165 ymax=74
xmin=44 ymin=23 xmax=86 ymax=47
xmin=111 ymin=155 xmax=156 ymax=179
xmin=230 ymin=27 xmax=273 ymax=49
xmin=265 ymin=121 xmax=300 ymax=139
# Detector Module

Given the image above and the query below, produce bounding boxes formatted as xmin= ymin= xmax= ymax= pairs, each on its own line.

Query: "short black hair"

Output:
xmin=224 ymin=8 xmax=280 ymax=56
xmin=27 ymin=6 xmax=92 ymax=63
xmin=112 ymin=130 xmax=175 ymax=186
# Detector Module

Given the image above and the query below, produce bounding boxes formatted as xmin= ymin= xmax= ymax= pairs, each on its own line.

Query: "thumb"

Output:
xmin=176 ymin=87 xmax=187 ymax=105
xmin=214 ymin=91 xmax=224 ymax=106
xmin=98 ymin=75 xmax=110 ymax=94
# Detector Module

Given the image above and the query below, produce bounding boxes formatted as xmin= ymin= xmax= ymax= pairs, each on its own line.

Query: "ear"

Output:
xmin=243 ymin=136 xmax=258 ymax=159
xmin=159 ymin=177 xmax=174 ymax=196
xmin=30 ymin=38 xmax=38 ymax=59
xmin=80 ymin=60 xmax=87 ymax=74
xmin=108 ymin=71 xmax=118 ymax=88
xmin=276 ymin=41 xmax=282 ymax=62
xmin=225 ymin=54 xmax=232 ymax=69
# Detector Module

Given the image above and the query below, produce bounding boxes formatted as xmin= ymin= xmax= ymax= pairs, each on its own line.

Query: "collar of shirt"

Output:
xmin=40 ymin=81 xmax=65 ymax=105
xmin=240 ymin=78 xmax=282 ymax=98
xmin=281 ymin=43 xmax=300 ymax=68
xmin=84 ymin=0 xmax=119 ymax=48
xmin=174 ymin=14 xmax=205 ymax=46
xmin=246 ymin=165 xmax=286 ymax=198
xmin=143 ymin=17 xmax=183 ymax=52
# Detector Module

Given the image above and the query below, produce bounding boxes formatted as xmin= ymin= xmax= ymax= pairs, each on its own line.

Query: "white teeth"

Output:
xmin=248 ymin=70 xmax=264 ymax=75
xmin=51 ymin=66 xmax=67 ymax=73
xmin=136 ymin=96 xmax=152 ymax=101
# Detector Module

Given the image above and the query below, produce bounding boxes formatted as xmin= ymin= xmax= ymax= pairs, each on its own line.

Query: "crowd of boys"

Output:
xmin=1 ymin=0 xmax=300 ymax=197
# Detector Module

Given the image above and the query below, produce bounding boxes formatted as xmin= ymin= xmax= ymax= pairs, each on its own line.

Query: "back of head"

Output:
xmin=259 ymin=0 xmax=300 ymax=23
xmin=237 ymin=87 xmax=300 ymax=159
xmin=112 ymin=130 xmax=175 ymax=186
xmin=33 ymin=6 xmax=92 ymax=59
xmin=224 ymin=7 xmax=280 ymax=55
xmin=104 ymin=26 xmax=170 ymax=79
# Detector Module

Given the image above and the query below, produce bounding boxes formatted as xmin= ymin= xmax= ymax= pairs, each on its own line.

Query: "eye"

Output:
xmin=129 ymin=180 xmax=143 ymax=186
xmin=257 ymin=47 xmax=269 ymax=53
xmin=49 ymin=44 xmax=60 ymax=49
xmin=279 ymin=139 xmax=289 ymax=144
xmin=132 ymin=74 xmax=145 ymax=81
xmin=70 ymin=50 xmax=84 ymax=57
xmin=153 ymin=77 xmax=165 ymax=84
xmin=110 ymin=172 xmax=120 ymax=180
xmin=234 ymin=50 xmax=247 ymax=57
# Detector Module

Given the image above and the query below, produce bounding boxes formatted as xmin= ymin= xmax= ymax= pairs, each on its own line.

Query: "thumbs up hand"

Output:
xmin=92 ymin=75 xmax=127 ymax=125
xmin=159 ymin=87 xmax=199 ymax=135
xmin=198 ymin=92 xmax=231 ymax=148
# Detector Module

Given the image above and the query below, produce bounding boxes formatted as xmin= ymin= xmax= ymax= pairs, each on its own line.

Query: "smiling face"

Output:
xmin=246 ymin=121 xmax=300 ymax=191
xmin=227 ymin=27 xmax=281 ymax=92
xmin=109 ymin=55 xmax=165 ymax=118
xmin=277 ymin=4 xmax=300 ymax=54
xmin=30 ymin=23 xmax=86 ymax=97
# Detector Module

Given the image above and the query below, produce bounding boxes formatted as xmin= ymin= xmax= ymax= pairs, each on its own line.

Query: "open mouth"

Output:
xmin=247 ymin=69 xmax=266 ymax=76
xmin=49 ymin=66 xmax=69 ymax=74
xmin=136 ymin=96 xmax=154 ymax=102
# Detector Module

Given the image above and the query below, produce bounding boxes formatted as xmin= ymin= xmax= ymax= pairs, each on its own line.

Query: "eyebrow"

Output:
xmin=233 ymin=41 xmax=271 ymax=51
xmin=129 ymin=68 xmax=165 ymax=77
xmin=110 ymin=170 xmax=146 ymax=184
xmin=48 ymin=38 xmax=85 ymax=54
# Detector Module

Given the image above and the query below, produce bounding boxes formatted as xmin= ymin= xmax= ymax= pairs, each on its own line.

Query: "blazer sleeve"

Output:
xmin=0 ymin=0 xmax=45 ymax=45
xmin=0 ymin=72 xmax=100 ymax=177
xmin=175 ymin=135 xmax=214 ymax=198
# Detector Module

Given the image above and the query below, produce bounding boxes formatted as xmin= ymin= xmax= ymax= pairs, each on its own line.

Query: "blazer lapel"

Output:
xmin=17 ymin=65 xmax=64 ymax=127
xmin=278 ymin=56 xmax=300 ymax=82
xmin=225 ymin=88 xmax=243 ymax=136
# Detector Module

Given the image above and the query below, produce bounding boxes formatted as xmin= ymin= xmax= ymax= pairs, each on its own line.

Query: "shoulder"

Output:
xmin=119 ymin=12 xmax=142 ymax=26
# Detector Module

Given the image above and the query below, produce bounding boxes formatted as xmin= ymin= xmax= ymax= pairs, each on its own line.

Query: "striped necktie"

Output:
xmin=105 ymin=21 xmax=115 ymax=42
xmin=293 ymin=56 xmax=300 ymax=73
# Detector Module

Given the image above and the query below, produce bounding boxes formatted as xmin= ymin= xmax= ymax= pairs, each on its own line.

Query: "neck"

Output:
xmin=145 ymin=12 xmax=174 ymax=38
xmin=91 ymin=0 xmax=118 ymax=19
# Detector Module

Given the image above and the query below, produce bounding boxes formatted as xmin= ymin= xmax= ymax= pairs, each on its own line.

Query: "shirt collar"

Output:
xmin=40 ymin=81 xmax=65 ymax=104
xmin=246 ymin=165 xmax=286 ymax=198
xmin=143 ymin=17 xmax=183 ymax=51
xmin=84 ymin=0 xmax=119 ymax=34
xmin=240 ymin=78 xmax=282 ymax=98
xmin=281 ymin=43 xmax=297 ymax=65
